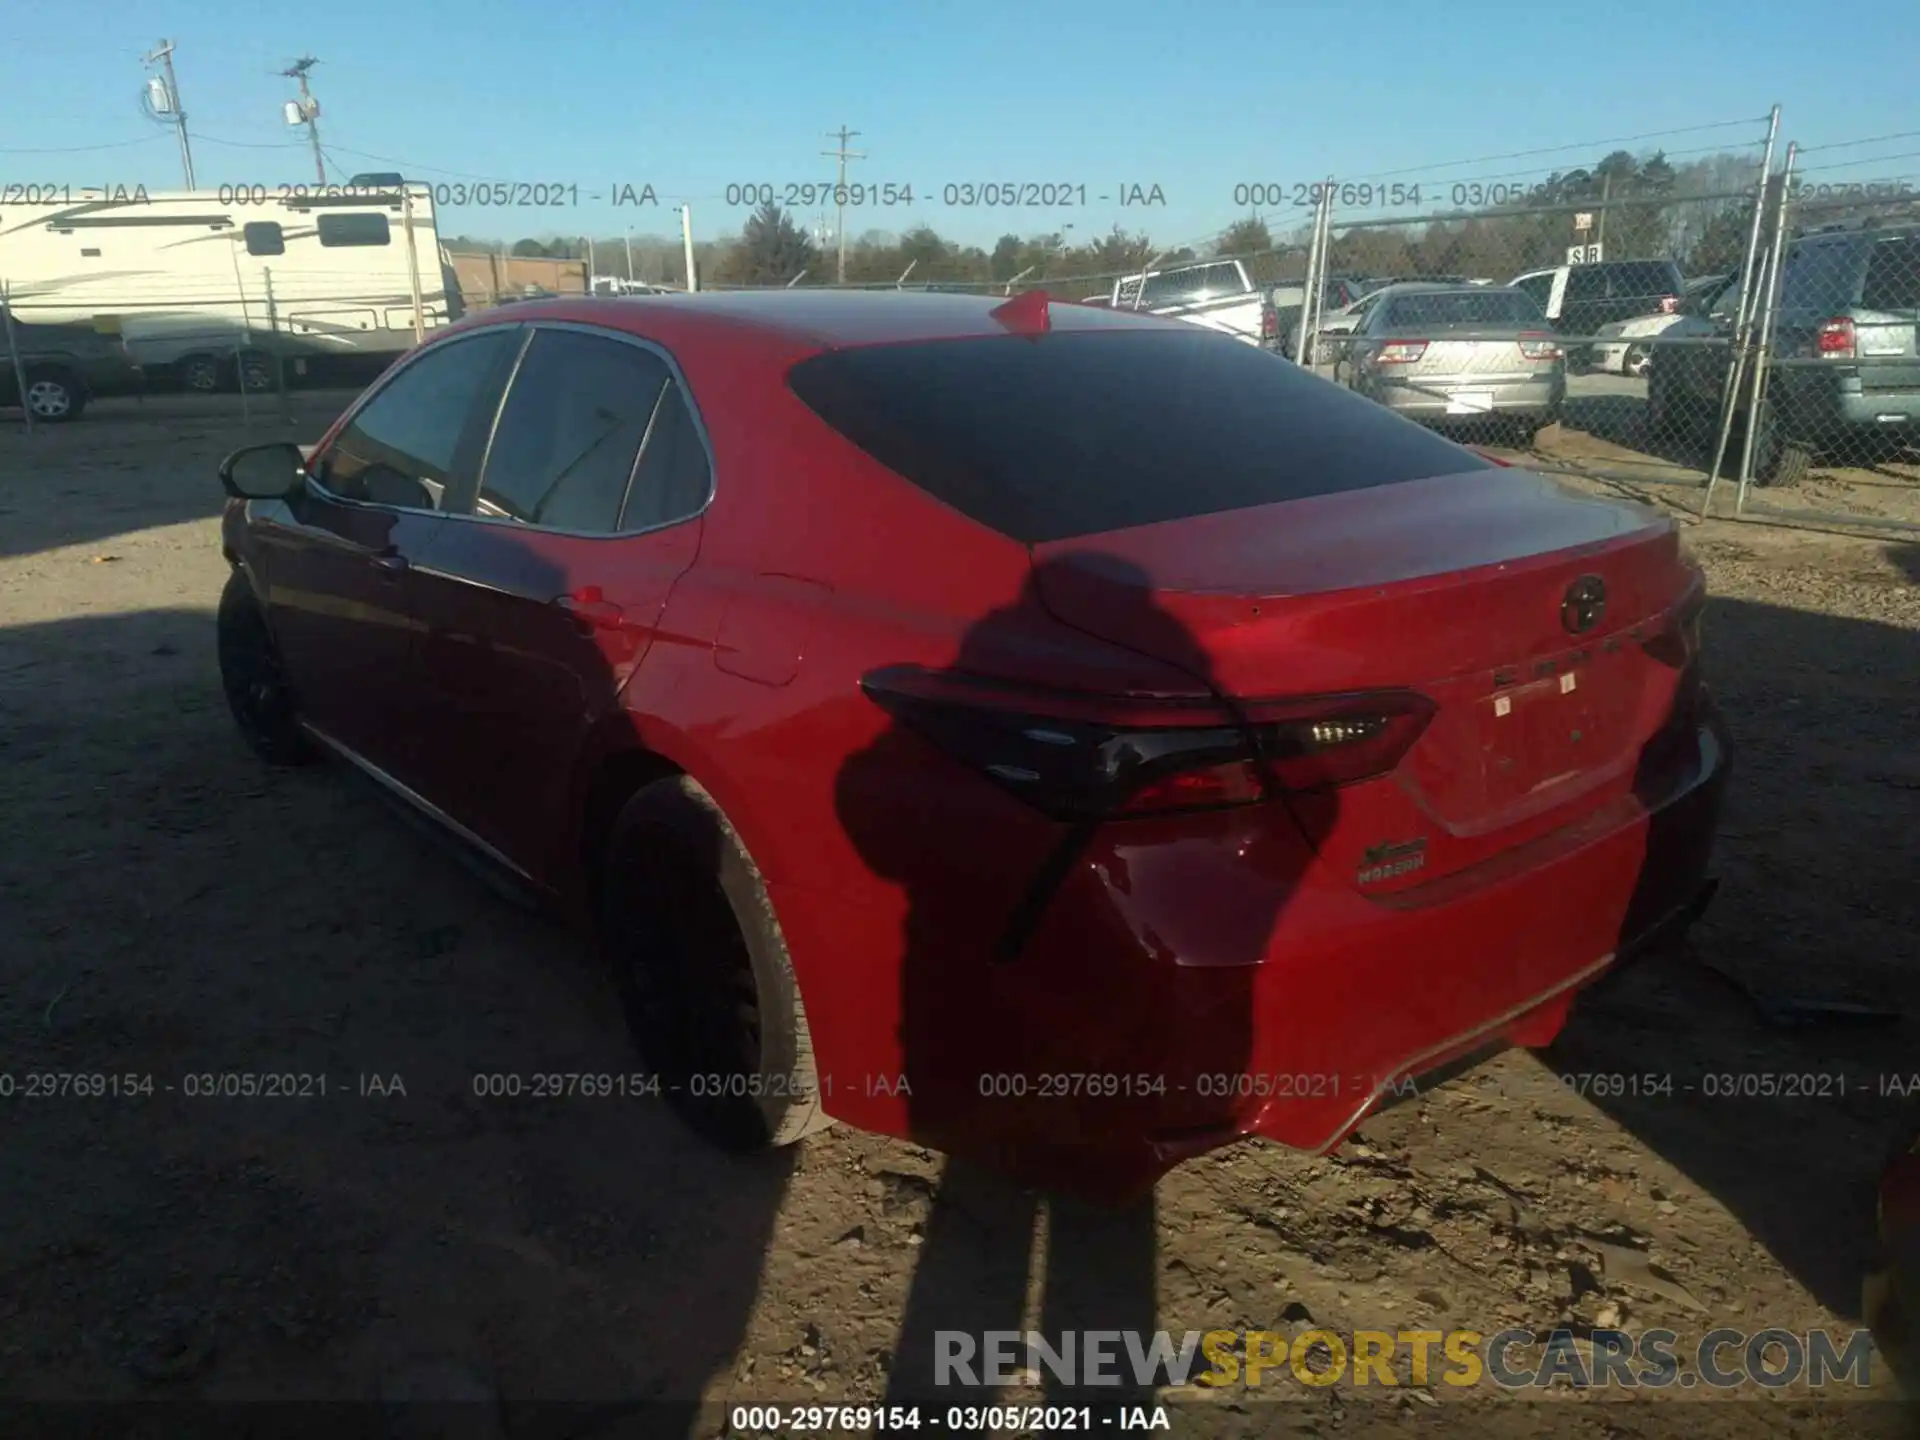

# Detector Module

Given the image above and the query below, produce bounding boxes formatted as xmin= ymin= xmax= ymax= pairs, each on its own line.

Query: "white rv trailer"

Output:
xmin=0 ymin=184 xmax=462 ymax=391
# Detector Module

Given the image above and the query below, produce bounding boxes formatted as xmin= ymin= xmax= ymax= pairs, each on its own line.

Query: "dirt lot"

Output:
xmin=2 ymin=393 xmax=1918 ymax=1439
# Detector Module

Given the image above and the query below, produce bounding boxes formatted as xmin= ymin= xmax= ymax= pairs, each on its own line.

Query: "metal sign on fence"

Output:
xmin=1566 ymin=243 xmax=1604 ymax=264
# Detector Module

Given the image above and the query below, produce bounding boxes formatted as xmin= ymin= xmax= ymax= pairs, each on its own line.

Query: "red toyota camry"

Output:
xmin=216 ymin=290 xmax=1728 ymax=1197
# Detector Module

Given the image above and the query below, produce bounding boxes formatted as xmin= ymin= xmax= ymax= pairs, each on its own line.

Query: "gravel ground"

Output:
xmin=2 ymin=393 xmax=1917 ymax=1439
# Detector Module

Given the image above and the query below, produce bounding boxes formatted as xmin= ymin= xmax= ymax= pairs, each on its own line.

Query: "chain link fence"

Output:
xmin=1712 ymin=157 xmax=1920 ymax=533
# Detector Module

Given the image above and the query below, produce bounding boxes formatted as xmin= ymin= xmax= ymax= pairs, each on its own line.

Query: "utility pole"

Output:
xmin=143 ymin=40 xmax=196 ymax=188
xmin=822 ymin=126 xmax=864 ymax=284
xmin=681 ymin=205 xmax=698 ymax=292
xmin=282 ymin=57 xmax=326 ymax=184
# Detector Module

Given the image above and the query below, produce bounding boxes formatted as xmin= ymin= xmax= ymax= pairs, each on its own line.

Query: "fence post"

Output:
xmin=1734 ymin=143 xmax=1798 ymax=511
xmin=2 ymin=280 xmax=34 ymax=437
xmin=1296 ymin=179 xmax=1334 ymax=367
xmin=264 ymin=267 xmax=292 ymax=425
xmin=1703 ymin=106 xmax=1782 ymax=506
xmin=403 ymin=186 xmax=426 ymax=346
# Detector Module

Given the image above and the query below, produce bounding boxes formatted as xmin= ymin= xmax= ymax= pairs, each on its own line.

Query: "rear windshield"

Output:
xmin=1606 ymin=261 xmax=1683 ymax=298
xmin=787 ymin=330 xmax=1491 ymax=544
xmin=1118 ymin=262 xmax=1251 ymax=308
xmin=1779 ymin=241 xmax=1863 ymax=312
xmin=1381 ymin=290 xmax=1544 ymax=328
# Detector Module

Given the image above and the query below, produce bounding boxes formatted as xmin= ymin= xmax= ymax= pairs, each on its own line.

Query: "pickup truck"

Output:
xmin=2 ymin=318 xmax=141 ymax=422
xmin=1110 ymin=259 xmax=1270 ymax=347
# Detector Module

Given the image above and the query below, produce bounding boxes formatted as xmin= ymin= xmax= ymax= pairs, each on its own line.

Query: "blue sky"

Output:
xmin=4 ymin=0 xmax=1918 ymax=249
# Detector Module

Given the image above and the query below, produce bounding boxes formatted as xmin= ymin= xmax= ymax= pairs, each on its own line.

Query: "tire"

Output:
xmin=238 ymin=351 xmax=278 ymax=393
xmin=1645 ymin=373 xmax=1691 ymax=442
xmin=178 ymin=354 xmax=224 ymax=393
xmin=18 ymin=369 xmax=85 ymax=422
xmin=1506 ymin=417 xmax=1544 ymax=448
xmin=1623 ymin=343 xmax=1651 ymax=379
xmin=217 ymin=570 xmax=313 ymax=766
xmin=600 ymin=774 xmax=830 ymax=1153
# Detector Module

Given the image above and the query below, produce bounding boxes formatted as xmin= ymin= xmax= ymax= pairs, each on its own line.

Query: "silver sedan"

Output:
xmin=1344 ymin=284 xmax=1566 ymax=444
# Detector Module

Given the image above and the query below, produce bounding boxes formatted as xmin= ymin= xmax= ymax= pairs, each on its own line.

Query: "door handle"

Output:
xmin=554 ymin=588 xmax=625 ymax=631
xmin=371 ymin=550 xmax=408 ymax=576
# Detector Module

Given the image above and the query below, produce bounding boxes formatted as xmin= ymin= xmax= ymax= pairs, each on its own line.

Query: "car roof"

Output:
xmin=459 ymin=289 xmax=1194 ymax=349
xmin=1370 ymin=281 xmax=1517 ymax=296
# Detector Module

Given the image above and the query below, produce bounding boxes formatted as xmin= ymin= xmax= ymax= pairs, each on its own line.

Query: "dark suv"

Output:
xmin=1648 ymin=223 xmax=1920 ymax=482
xmin=2 ymin=319 xmax=140 ymax=422
xmin=1510 ymin=258 xmax=1685 ymax=365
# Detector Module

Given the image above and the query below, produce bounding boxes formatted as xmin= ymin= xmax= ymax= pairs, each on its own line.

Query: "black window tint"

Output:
xmin=1512 ymin=274 xmax=1554 ymax=308
xmin=478 ymin=329 xmax=670 ymax=531
xmin=623 ymin=381 xmax=712 ymax=529
xmin=1609 ymin=261 xmax=1681 ymax=300
xmin=1860 ymin=238 xmax=1920 ymax=311
xmin=318 ymin=213 xmax=390 ymax=248
xmin=1566 ymin=266 xmax=1608 ymax=301
xmin=1779 ymin=242 xmax=1862 ymax=313
xmin=243 ymin=221 xmax=284 ymax=257
xmin=787 ymin=331 xmax=1491 ymax=545
xmin=321 ymin=329 xmax=519 ymax=510
xmin=1382 ymin=290 xmax=1542 ymax=327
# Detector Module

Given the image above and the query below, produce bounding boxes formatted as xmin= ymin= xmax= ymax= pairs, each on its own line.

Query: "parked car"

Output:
xmin=1648 ymin=223 xmax=1920 ymax=483
xmin=1 ymin=318 xmax=141 ymax=422
xmin=1111 ymin=259 xmax=1265 ymax=346
xmin=1344 ymin=283 xmax=1566 ymax=444
xmin=214 ymin=289 xmax=1727 ymax=1197
xmin=1510 ymin=258 xmax=1686 ymax=367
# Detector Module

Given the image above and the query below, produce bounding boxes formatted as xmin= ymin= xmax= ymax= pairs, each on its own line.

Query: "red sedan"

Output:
xmin=216 ymin=289 xmax=1728 ymax=1197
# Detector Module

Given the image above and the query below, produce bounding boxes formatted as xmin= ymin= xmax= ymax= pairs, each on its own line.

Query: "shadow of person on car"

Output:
xmin=1541 ymin=543 xmax=1920 ymax=1328
xmin=834 ymin=555 xmax=1342 ymax=1428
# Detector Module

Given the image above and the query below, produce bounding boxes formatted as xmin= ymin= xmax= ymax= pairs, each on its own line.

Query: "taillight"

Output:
xmin=860 ymin=666 xmax=1434 ymax=821
xmin=1816 ymin=317 xmax=1857 ymax=358
xmin=1642 ymin=575 xmax=1707 ymax=670
xmin=1517 ymin=332 xmax=1562 ymax=360
xmin=1260 ymin=303 xmax=1279 ymax=339
xmin=1372 ymin=340 xmax=1428 ymax=364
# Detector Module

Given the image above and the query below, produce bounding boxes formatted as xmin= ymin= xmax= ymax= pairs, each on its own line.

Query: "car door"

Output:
xmin=409 ymin=322 xmax=712 ymax=882
xmin=250 ymin=325 xmax=523 ymax=780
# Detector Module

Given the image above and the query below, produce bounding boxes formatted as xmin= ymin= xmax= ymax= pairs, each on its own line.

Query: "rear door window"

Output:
xmin=476 ymin=328 xmax=671 ymax=531
xmin=787 ymin=330 xmax=1491 ymax=545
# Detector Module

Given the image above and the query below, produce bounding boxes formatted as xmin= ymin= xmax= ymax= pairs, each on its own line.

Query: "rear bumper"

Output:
xmin=1366 ymin=373 xmax=1565 ymax=420
xmin=792 ymin=705 xmax=1730 ymax=1201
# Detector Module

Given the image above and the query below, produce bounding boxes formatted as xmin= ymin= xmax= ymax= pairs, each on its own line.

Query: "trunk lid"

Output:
xmin=1029 ymin=466 xmax=1698 ymax=882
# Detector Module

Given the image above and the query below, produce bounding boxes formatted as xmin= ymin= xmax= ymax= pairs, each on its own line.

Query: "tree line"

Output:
xmin=447 ymin=149 xmax=1913 ymax=292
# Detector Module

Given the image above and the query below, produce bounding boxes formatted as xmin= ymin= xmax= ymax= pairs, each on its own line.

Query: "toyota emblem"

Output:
xmin=1562 ymin=575 xmax=1606 ymax=635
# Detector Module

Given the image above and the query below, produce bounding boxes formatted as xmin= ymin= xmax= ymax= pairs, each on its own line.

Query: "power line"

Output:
xmin=0 ymin=136 xmax=162 ymax=154
xmin=1350 ymin=115 xmax=1772 ymax=183
xmin=1798 ymin=129 xmax=1920 ymax=156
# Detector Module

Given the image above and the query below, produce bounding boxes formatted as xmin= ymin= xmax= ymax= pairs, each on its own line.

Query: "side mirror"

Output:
xmin=219 ymin=441 xmax=305 ymax=500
